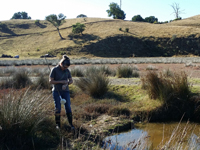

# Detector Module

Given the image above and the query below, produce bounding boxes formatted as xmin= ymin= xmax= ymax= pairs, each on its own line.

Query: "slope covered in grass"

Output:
xmin=1 ymin=15 xmax=200 ymax=58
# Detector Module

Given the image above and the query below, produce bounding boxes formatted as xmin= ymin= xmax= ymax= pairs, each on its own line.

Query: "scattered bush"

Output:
xmin=35 ymin=19 xmax=40 ymax=25
xmin=0 ymin=23 xmax=8 ymax=31
xmin=75 ymin=72 xmax=110 ymax=98
xmin=125 ymin=28 xmax=129 ymax=32
xmin=119 ymin=27 xmax=122 ymax=31
xmin=72 ymin=22 xmax=85 ymax=35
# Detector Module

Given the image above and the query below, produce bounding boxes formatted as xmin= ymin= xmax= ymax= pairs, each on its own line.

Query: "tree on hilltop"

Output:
xmin=106 ymin=2 xmax=126 ymax=20
xmin=11 ymin=12 xmax=31 ymax=19
xmin=45 ymin=13 xmax=66 ymax=39
xmin=170 ymin=2 xmax=184 ymax=20
xmin=77 ymin=14 xmax=87 ymax=18
xmin=144 ymin=16 xmax=158 ymax=23
xmin=132 ymin=15 xmax=144 ymax=22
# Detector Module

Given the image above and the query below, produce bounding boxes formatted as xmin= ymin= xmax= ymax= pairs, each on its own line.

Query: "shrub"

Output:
xmin=116 ymin=65 xmax=139 ymax=78
xmin=119 ymin=27 xmax=122 ymax=31
xmin=72 ymin=22 xmax=85 ymax=35
xmin=35 ymin=19 xmax=40 ymax=25
xmin=0 ymin=22 xmax=8 ymax=31
xmin=125 ymin=28 xmax=129 ymax=32
xmin=141 ymin=71 xmax=191 ymax=103
xmin=75 ymin=72 xmax=110 ymax=98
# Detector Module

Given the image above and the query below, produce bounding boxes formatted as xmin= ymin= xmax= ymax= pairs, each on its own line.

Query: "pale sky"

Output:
xmin=1 ymin=0 xmax=200 ymax=22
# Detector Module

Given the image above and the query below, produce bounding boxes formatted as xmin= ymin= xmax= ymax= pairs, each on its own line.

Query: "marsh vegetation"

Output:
xmin=0 ymin=61 xmax=200 ymax=149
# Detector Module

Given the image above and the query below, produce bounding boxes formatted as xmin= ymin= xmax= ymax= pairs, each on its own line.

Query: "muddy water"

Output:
xmin=103 ymin=122 xmax=200 ymax=150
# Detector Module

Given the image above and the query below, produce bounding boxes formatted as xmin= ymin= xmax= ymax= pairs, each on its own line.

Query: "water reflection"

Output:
xmin=103 ymin=122 xmax=200 ymax=150
xmin=103 ymin=129 xmax=149 ymax=150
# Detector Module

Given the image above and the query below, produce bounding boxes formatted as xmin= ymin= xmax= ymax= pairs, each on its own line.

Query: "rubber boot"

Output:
xmin=66 ymin=113 xmax=74 ymax=130
xmin=55 ymin=114 xmax=61 ymax=129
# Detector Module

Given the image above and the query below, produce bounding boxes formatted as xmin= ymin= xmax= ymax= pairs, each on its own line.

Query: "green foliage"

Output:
xmin=125 ymin=28 xmax=129 ymax=32
xmin=77 ymin=14 xmax=87 ymax=18
xmin=116 ymin=65 xmax=139 ymax=78
xmin=45 ymin=13 xmax=66 ymax=28
xmin=75 ymin=72 xmax=110 ymax=98
xmin=144 ymin=16 xmax=158 ymax=23
xmin=106 ymin=2 xmax=126 ymax=20
xmin=119 ymin=27 xmax=122 ymax=31
xmin=132 ymin=15 xmax=144 ymax=22
xmin=35 ymin=19 xmax=40 ymax=25
xmin=45 ymin=13 xmax=66 ymax=39
xmin=72 ymin=22 xmax=85 ymax=35
xmin=11 ymin=11 xmax=31 ymax=19
xmin=174 ymin=17 xmax=182 ymax=21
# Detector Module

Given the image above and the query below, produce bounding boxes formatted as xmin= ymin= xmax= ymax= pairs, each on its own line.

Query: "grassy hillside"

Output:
xmin=1 ymin=16 xmax=200 ymax=59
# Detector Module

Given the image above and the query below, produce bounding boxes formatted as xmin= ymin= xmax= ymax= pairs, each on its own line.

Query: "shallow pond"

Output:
xmin=103 ymin=122 xmax=200 ymax=150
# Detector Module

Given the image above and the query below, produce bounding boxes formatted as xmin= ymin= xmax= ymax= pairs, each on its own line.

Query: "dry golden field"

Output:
xmin=1 ymin=15 xmax=200 ymax=59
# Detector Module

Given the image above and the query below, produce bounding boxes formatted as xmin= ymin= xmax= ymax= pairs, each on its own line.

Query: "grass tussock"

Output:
xmin=75 ymin=72 xmax=110 ymax=98
xmin=0 ymin=88 xmax=58 ymax=149
xmin=71 ymin=66 xmax=84 ymax=77
xmin=116 ymin=65 xmax=139 ymax=78
xmin=141 ymin=71 xmax=195 ymax=121
xmin=84 ymin=65 xmax=114 ymax=76
xmin=141 ymin=71 xmax=191 ymax=102
xmin=32 ymin=75 xmax=51 ymax=89
xmin=0 ymin=70 xmax=32 ymax=89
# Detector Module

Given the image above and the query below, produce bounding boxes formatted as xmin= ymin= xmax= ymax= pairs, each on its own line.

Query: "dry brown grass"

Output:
xmin=1 ymin=15 xmax=200 ymax=59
